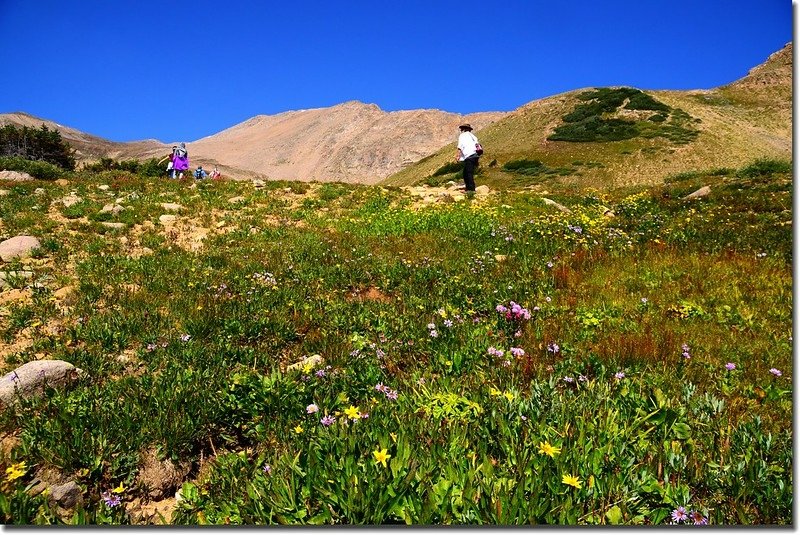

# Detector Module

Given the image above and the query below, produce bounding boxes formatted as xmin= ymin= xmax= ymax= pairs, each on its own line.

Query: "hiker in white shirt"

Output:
xmin=456 ymin=123 xmax=481 ymax=193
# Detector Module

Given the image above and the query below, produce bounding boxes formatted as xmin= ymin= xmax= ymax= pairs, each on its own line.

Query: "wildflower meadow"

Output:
xmin=0 ymin=161 xmax=792 ymax=525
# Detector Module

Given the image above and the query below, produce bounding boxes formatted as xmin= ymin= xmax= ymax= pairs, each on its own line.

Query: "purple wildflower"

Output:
xmin=725 ymin=362 xmax=736 ymax=371
xmin=496 ymin=305 xmax=508 ymax=313
xmin=510 ymin=347 xmax=525 ymax=357
xmin=614 ymin=371 xmax=625 ymax=379
xmin=386 ymin=389 xmax=399 ymax=401
xmin=320 ymin=415 xmax=336 ymax=427
xmin=670 ymin=506 xmax=687 ymax=523
xmin=429 ymin=330 xmax=438 ymax=338
xmin=681 ymin=343 xmax=691 ymax=359
xmin=180 ymin=334 xmax=191 ymax=342
xmin=306 ymin=403 xmax=319 ymax=414
xmin=443 ymin=319 xmax=453 ymax=328
xmin=769 ymin=368 xmax=782 ymax=377
xmin=563 ymin=376 xmax=574 ymax=384
xmin=262 ymin=463 xmax=272 ymax=474
xmin=547 ymin=342 xmax=560 ymax=354
xmin=101 ymin=491 xmax=121 ymax=508
xmin=375 ymin=383 xmax=388 ymax=393
xmin=690 ymin=510 xmax=707 ymax=525
xmin=315 ymin=369 xmax=327 ymax=378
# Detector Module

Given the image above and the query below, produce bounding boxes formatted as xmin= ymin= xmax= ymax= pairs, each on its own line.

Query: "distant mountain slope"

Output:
xmin=188 ymin=101 xmax=504 ymax=183
xmin=383 ymin=43 xmax=792 ymax=189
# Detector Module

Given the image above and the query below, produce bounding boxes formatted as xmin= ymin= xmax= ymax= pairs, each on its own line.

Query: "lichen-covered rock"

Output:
xmin=0 ymin=236 xmax=41 ymax=262
xmin=0 ymin=360 xmax=84 ymax=405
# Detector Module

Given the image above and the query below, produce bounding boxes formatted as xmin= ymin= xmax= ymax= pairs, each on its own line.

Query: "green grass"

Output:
xmin=0 ymin=162 xmax=792 ymax=525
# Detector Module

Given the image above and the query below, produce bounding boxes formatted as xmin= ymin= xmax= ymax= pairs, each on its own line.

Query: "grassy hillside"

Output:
xmin=0 ymin=159 xmax=791 ymax=525
xmin=382 ymin=46 xmax=791 ymax=191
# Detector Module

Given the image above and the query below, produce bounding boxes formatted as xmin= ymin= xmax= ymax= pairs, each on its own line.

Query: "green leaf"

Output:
xmin=605 ymin=505 xmax=623 ymax=525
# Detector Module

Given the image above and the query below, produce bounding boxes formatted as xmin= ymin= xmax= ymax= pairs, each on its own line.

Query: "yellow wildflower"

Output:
xmin=294 ymin=425 xmax=304 ymax=434
xmin=372 ymin=447 xmax=391 ymax=468
xmin=112 ymin=483 xmax=126 ymax=494
xmin=562 ymin=473 xmax=582 ymax=489
xmin=503 ymin=391 xmax=515 ymax=402
xmin=489 ymin=387 xmax=502 ymax=397
xmin=538 ymin=441 xmax=561 ymax=458
xmin=5 ymin=462 xmax=26 ymax=482
xmin=344 ymin=405 xmax=360 ymax=420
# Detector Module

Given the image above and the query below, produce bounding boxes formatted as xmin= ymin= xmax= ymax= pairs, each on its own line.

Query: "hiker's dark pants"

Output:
xmin=463 ymin=155 xmax=479 ymax=191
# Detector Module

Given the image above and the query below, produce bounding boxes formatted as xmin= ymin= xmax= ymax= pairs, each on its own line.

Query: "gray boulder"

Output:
xmin=683 ymin=185 xmax=711 ymax=200
xmin=0 ymin=170 xmax=34 ymax=182
xmin=0 ymin=236 xmax=41 ymax=262
xmin=0 ymin=360 xmax=84 ymax=405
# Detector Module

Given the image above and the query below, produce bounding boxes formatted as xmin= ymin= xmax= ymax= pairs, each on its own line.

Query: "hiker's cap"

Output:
xmin=459 ymin=124 xmax=473 ymax=131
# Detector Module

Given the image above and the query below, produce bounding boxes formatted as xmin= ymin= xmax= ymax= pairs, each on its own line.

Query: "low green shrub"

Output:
xmin=736 ymin=158 xmax=792 ymax=178
xmin=0 ymin=156 xmax=65 ymax=180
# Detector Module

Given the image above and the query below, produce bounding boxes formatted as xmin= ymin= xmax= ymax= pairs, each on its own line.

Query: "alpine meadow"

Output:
xmin=0 ymin=44 xmax=792 ymax=525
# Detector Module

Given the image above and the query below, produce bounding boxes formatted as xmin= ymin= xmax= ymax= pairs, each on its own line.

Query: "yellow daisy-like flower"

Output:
xmin=562 ymin=473 xmax=582 ymax=489
xmin=372 ymin=447 xmax=391 ymax=468
xmin=344 ymin=405 xmax=360 ymax=420
xmin=294 ymin=425 xmax=304 ymax=434
xmin=489 ymin=387 xmax=502 ymax=397
xmin=503 ymin=391 xmax=515 ymax=402
xmin=5 ymin=461 xmax=27 ymax=482
xmin=537 ymin=441 xmax=561 ymax=458
xmin=112 ymin=483 xmax=126 ymax=494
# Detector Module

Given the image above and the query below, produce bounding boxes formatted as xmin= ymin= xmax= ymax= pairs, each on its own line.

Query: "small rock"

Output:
xmin=0 ymin=170 xmax=34 ymax=182
xmin=34 ymin=188 xmax=45 ymax=195
xmin=55 ymin=179 xmax=69 ymax=186
xmin=541 ymin=198 xmax=572 ymax=213
xmin=683 ymin=185 xmax=711 ymax=200
xmin=98 ymin=185 xmax=110 ymax=191
xmin=159 ymin=215 xmax=178 ymax=224
xmin=0 ymin=190 xmax=9 ymax=196
xmin=101 ymin=222 xmax=126 ymax=230
xmin=0 ymin=236 xmax=41 ymax=262
xmin=49 ymin=481 xmax=83 ymax=509
xmin=475 ymin=185 xmax=491 ymax=195
xmin=100 ymin=203 xmax=125 ymax=215
xmin=160 ymin=203 xmax=183 ymax=212
xmin=495 ymin=255 xmax=507 ymax=262
xmin=60 ymin=195 xmax=82 ymax=208
xmin=253 ymin=180 xmax=266 ymax=188
xmin=228 ymin=197 xmax=246 ymax=204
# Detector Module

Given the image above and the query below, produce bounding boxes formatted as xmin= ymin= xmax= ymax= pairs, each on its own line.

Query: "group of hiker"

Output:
xmin=158 ymin=142 xmax=220 ymax=180
xmin=154 ymin=124 xmax=482 ymax=189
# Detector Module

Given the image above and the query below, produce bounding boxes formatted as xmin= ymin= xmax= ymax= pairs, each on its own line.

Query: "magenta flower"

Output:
xmin=614 ymin=371 xmax=625 ymax=379
xmin=386 ymin=389 xmax=399 ymax=401
xmin=725 ymin=362 xmax=736 ymax=371
xmin=510 ymin=347 xmax=525 ymax=357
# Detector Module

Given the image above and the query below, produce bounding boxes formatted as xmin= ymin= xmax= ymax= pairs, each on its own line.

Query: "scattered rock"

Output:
xmin=541 ymin=198 xmax=572 ymax=213
xmin=59 ymin=194 xmax=82 ymax=208
xmin=0 ymin=190 xmax=9 ymax=196
xmin=48 ymin=481 xmax=83 ymax=509
xmin=55 ymin=179 xmax=69 ymax=186
xmin=98 ymin=185 xmax=110 ymax=191
xmin=100 ymin=203 xmax=125 ymax=215
xmin=34 ymin=188 xmax=45 ymax=195
xmin=101 ymin=222 xmax=126 ymax=230
xmin=683 ymin=185 xmax=711 ymax=200
xmin=160 ymin=203 xmax=183 ymax=212
xmin=0 ymin=359 xmax=85 ymax=405
xmin=228 ymin=196 xmax=246 ymax=204
xmin=0 ymin=170 xmax=34 ymax=182
xmin=159 ymin=215 xmax=178 ymax=225
xmin=0 ymin=236 xmax=41 ymax=262
xmin=253 ymin=180 xmax=266 ymax=188
xmin=287 ymin=354 xmax=324 ymax=372
xmin=495 ymin=255 xmax=507 ymax=262
xmin=475 ymin=185 xmax=491 ymax=195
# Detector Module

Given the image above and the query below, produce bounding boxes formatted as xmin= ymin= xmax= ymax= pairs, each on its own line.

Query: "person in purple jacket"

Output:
xmin=171 ymin=142 xmax=190 ymax=179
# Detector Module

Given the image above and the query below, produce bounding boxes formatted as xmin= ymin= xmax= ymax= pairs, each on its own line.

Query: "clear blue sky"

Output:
xmin=0 ymin=0 xmax=791 ymax=143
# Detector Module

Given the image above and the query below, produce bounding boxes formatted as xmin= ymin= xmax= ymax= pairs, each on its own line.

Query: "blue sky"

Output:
xmin=0 ymin=0 xmax=791 ymax=143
